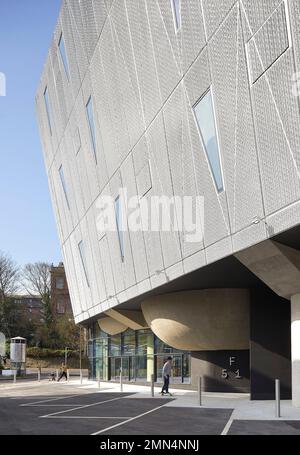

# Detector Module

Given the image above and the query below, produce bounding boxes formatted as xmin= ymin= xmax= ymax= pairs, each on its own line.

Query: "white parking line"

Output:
xmin=21 ymin=392 xmax=95 ymax=407
xmin=221 ymin=416 xmax=234 ymax=435
xmin=25 ymin=404 xmax=91 ymax=407
xmin=40 ymin=395 xmax=131 ymax=418
xmin=45 ymin=416 xmax=129 ymax=419
xmin=91 ymin=403 xmax=169 ymax=435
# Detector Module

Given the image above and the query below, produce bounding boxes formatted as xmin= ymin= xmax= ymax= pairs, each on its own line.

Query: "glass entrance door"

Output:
xmin=156 ymin=353 xmax=190 ymax=384
xmin=109 ymin=356 xmax=136 ymax=381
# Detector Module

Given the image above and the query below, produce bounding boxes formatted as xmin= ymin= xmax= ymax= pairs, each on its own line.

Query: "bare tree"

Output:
xmin=0 ymin=251 xmax=20 ymax=337
xmin=0 ymin=252 xmax=19 ymax=302
xmin=22 ymin=262 xmax=53 ymax=326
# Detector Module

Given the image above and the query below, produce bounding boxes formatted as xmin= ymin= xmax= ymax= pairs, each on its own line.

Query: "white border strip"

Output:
xmin=40 ymin=395 xmax=130 ymax=418
xmin=91 ymin=403 xmax=169 ymax=435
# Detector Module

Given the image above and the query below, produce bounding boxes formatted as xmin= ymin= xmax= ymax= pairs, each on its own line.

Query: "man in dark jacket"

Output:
xmin=160 ymin=356 xmax=173 ymax=395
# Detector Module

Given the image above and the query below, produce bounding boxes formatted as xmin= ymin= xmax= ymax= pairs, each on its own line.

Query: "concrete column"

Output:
xmin=147 ymin=333 xmax=154 ymax=382
xmin=291 ymin=294 xmax=300 ymax=406
xmin=103 ymin=347 xmax=109 ymax=381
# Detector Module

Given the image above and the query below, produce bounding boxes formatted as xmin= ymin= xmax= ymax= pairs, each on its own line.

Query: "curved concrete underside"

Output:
xmin=98 ymin=317 xmax=128 ymax=335
xmin=141 ymin=289 xmax=250 ymax=351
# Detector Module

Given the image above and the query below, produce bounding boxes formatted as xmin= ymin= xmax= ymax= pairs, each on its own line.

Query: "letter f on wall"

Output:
xmin=0 ymin=72 xmax=6 ymax=96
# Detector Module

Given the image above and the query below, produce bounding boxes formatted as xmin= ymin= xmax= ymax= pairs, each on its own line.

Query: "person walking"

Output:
xmin=160 ymin=356 xmax=173 ymax=396
xmin=57 ymin=363 xmax=68 ymax=382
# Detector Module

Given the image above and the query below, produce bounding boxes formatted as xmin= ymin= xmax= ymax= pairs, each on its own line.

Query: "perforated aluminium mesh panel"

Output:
xmin=110 ymin=6 xmax=144 ymax=150
xmin=121 ymin=155 xmax=150 ymax=284
xmin=35 ymin=90 xmax=54 ymax=172
xmin=79 ymin=0 xmax=99 ymax=62
xmin=36 ymin=0 xmax=300 ymax=322
xmin=232 ymin=14 xmax=264 ymax=232
xmin=183 ymin=250 xmax=206 ymax=274
xmin=89 ymin=41 xmax=115 ymax=182
xmin=60 ymin=1 xmax=82 ymax=99
xmin=104 ymin=0 xmax=114 ymax=11
xmin=209 ymin=6 xmax=264 ymax=233
xmin=163 ymin=83 xmax=204 ymax=259
xmin=132 ymin=136 xmax=149 ymax=176
xmin=48 ymin=164 xmax=64 ymax=247
xmin=184 ymin=47 xmax=211 ymax=107
xmin=202 ymin=0 xmax=236 ymax=39
xmin=53 ymin=58 xmax=68 ymax=132
xmin=251 ymin=49 xmax=300 ymax=215
xmin=206 ymin=236 xmax=232 ymax=265
xmin=101 ymin=21 xmax=131 ymax=167
xmin=181 ymin=0 xmax=206 ymax=74
xmin=71 ymin=226 xmax=91 ymax=313
xmin=145 ymin=0 xmax=181 ymax=104
xmin=136 ymin=161 xmax=152 ymax=196
xmin=99 ymin=235 xmax=116 ymax=298
xmin=66 ymin=0 xmax=89 ymax=82
xmin=241 ymin=0 xmax=283 ymax=40
xmin=156 ymin=0 xmax=181 ymax=70
xmin=92 ymin=0 xmax=107 ymax=35
xmin=208 ymin=7 xmax=238 ymax=233
xmin=117 ymin=161 xmax=139 ymax=290
xmin=80 ymin=72 xmax=101 ymax=203
xmin=126 ymin=0 xmax=162 ymax=127
xmin=290 ymin=0 xmax=300 ymax=73
xmin=147 ymin=114 xmax=182 ymax=268
xmin=62 ymin=241 xmax=82 ymax=316
xmin=247 ymin=2 xmax=289 ymax=84
xmin=232 ymin=222 xmax=267 ymax=253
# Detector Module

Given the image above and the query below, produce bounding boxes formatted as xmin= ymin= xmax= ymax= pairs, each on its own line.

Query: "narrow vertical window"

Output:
xmin=44 ymin=87 xmax=52 ymax=135
xmin=59 ymin=165 xmax=70 ymax=209
xmin=171 ymin=0 xmax=181 ymax=31
xmin=78 ymin=241 xmax=90 ymax=287
xmin=193 ymin=89 xmax=224 ymax=193
xmin=115 ymin=196 xmax=124 ymax=262
xmin=86 ymin=96 xmax=97 ymax=163
xmin=58 ymin=33 xmax=70 ymax=80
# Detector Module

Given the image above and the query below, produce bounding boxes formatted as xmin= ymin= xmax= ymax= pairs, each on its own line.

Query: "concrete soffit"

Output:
xmin=235 ymin=240 xmax=300 ymax=299
xmin=104 ymin=309 xmax=149 ymax=331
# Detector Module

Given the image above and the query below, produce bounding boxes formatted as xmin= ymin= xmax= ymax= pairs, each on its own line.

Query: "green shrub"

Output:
xmin=26 ymin=347 xmax=80 ymax=358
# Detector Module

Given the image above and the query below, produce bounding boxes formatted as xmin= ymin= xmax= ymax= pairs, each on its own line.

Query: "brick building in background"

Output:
xmin=50 ymin=262 xmax=73 ymax=319
xmin=13 ymin=296 xmax=44 ymax=325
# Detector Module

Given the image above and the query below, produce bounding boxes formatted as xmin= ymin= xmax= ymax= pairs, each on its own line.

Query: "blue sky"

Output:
xmin=0 ymin=0 xmax=62 ymax=266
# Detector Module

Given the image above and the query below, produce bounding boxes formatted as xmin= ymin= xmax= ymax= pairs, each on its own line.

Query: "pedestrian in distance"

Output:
xmin=160 ymin=356 xmax=173 ymax=396
xmin=57 ymin=363 xmax=68 ymax=382
xmin=49 ymin=371 xmax=56 ymax=381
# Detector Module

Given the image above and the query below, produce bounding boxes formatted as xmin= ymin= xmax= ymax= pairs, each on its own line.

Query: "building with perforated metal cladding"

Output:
xmin=36 ymin=0 xmax=300 ymax=404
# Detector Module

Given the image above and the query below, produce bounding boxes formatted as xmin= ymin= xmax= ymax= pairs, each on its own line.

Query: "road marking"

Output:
xmin=20 ymin=393 xmax=88 ymax=406
xmin=24 ymin=404 xmax=93 ymax=407
xmin=221 ymin=416 xmax=234 ymax=435
xmin=20 ymin=392 xmax=99 ymax=407
xmin=40 ymin=395 xmax=132 ymax=418
xmin=91 ymin=403 xmax=169 ymax=435
xmin=11 ymin=396 xmax=66 ymax=400
xmin=45 ymin=416 xmax=129 ymax=419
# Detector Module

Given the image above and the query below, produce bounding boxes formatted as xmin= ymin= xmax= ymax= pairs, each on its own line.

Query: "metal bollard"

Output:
xmin=38 ymin=370 xmax=41 ymax=382
xmin=56 ymin=369 xmax=59 ymax=381
xmin=151 ymin=374 xmax=155 ymax=397
xmin=97 ymin=371 xmax=101 ymax=389
xmin=275 ymin=379 xmax=281 ymax=418
xmin=198 ymin=376 xmax=202 ymax=406
xmin=67 ymin=369 xmax=70 ymax=383
xmin=13 ymin=370 xmax=16 ymax=384
xmin=120 ymin=368 xmax=123 ymax=392
xmin=80 ymin=370 xmax=83 ymax=385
